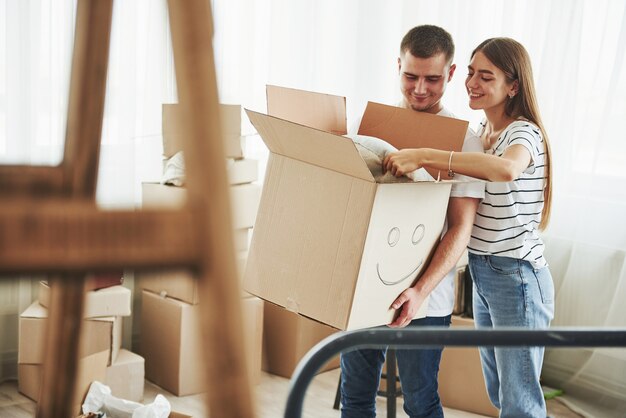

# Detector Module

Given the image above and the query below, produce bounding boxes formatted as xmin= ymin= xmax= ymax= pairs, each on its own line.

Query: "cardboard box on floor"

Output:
xmin=105 ymin=349 xmax=145 ymax=403
xmin=18 ymin=349 xmax=109 ymax=411
xmin=38 ymin=281 xmax=131 ymax=318
xmin=243 ymin=86 xmax=467 ymax=330
xmin=262 ymin=302 xmax=339 ymax=378
xmin=18 ymin=301 xmax=122 ymax=366
xmin=140 ymin=290 xmax=263 ymax=396
xmin=439 ymin=315 xmax=499 ymax=417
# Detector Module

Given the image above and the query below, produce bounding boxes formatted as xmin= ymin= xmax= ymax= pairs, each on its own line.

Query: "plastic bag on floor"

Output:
xmin=82 ymin=381 xmax=171 ymax=418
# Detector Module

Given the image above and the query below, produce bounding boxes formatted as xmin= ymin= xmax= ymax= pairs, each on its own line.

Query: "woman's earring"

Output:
xmin=509 ymin=92 xmax=515 ymax=98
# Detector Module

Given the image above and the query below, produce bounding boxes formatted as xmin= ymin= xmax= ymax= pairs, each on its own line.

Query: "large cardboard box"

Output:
xmin=163 ymin=103 xmax=248 ymax=159
xmin=140 ymin=290 xmax=204 ymax=396
xmin=18 ymin=349 xmax=109 ymax=411
xmin=105 ymin=349 xmax=145 ymax=403
xmin=19 ymin=301 xmax=122 ymax=366
xmin=141 ymin=182 xmax=261 ymax=230
xmin=262 ymin=302 xmax=339 ymax=378
xmin=439 ymin=316 xmax=499 ymax=417
xmin=140 ymin=290 xmax=263 ymax=396
xmin=243 ymin=86 xmax=467 ymax=330
xmin=38 ymin=281 xmax=131 ymax=318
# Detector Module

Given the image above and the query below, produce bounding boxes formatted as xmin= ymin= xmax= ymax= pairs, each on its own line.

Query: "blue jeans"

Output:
xmin=469 ymin=253 xmax=555 ymax=418
xmin=340 ymin=315 xmax=452 ymax=418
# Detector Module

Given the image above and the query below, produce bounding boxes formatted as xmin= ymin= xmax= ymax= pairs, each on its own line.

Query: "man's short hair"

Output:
xmin=400 ymin=25 xmax=455 ymax=64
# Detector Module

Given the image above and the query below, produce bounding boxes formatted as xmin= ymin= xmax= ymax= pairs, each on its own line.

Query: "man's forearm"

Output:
xmin=412 ymin=197 xmax=478 ymax=297
xmin=412 ymin=223 xmax=469 ymax=295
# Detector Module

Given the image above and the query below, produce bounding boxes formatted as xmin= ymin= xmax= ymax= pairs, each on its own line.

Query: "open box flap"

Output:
xmin=245 ymin=109 xmax=374 ymax=182
xmin=266 ymin=85 xmax=347 ymax=135
xmin=358 ymin=102 xmax=468 ymax=180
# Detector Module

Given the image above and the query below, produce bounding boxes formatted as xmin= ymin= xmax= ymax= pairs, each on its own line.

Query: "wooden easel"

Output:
xmin=0 ymin=0 xmax=255 ymax=417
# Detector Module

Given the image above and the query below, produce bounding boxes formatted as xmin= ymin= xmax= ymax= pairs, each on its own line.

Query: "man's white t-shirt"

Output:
xmin=427 ymin=108 xmax=484 ymax=317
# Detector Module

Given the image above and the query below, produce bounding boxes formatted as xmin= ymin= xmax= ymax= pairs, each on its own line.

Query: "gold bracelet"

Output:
xmin=447 ymin=151 xmax=455 ymax=178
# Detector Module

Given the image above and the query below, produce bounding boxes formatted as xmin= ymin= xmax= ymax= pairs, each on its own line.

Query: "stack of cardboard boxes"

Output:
xmin=135 ymin=103 xmax=264 ymax=396
xmin=18 ymin=274 xmax=139 ymax=411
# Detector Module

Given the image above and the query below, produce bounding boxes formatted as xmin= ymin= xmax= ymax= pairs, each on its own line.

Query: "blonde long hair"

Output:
xmin=472 ymin=38 xmax=552 ymax=230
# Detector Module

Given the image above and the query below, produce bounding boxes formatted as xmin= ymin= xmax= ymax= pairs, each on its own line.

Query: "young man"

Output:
xmin=340 ymin=25 xmax=485 ymax=418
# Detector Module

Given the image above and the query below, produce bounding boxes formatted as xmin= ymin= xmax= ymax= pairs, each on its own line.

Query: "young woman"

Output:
xmin=384 ymin=37 xmax=554 ymax=418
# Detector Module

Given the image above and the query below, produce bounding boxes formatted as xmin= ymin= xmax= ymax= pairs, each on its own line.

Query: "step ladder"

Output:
xmin=0 ymin=0 xmax=255 ymax=417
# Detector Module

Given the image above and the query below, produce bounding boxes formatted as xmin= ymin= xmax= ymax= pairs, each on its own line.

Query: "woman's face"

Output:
xmin=465 ymin=50 xmax=516 ymax=112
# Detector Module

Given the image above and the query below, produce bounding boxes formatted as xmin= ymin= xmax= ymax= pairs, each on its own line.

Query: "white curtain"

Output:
xmin=0 ymin=0 xmax=174 ymax=382
xmin=1 ymin=0 xmax=625 ymax=413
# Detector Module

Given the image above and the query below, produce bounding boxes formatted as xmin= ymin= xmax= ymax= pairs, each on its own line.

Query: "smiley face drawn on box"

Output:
xmin=376 ymin=223 xmax=426 ymax=286
xmin=348 ymin=182 xmax=451 ymax=329
xmin=361 ymin=184 xmax=443 ymax=293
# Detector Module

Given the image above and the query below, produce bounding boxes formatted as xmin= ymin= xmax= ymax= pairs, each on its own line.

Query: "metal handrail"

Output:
xmin=284 ymin=327 xmax=626 ymax=418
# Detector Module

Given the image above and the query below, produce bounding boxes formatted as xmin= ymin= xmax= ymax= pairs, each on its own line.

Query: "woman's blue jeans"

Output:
xmin=469 ymin=253 xmax=555 ymax=418
xmin=339 ymin=315 xmax=451 ymax=418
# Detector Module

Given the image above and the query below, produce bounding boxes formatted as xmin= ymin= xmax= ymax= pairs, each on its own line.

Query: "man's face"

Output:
xmin=398 ymin=51 xmax=455 ymax=114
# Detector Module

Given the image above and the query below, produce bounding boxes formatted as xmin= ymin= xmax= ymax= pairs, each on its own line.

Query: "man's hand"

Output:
xmin=388 ymin=287 xmax=427 ymax=328
xmin=383 ymin=149 xmax=425 ymax=177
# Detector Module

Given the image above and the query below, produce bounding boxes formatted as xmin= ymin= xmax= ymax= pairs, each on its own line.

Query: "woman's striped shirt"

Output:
xmin=468 ymin=120 xmax=547 ymax=268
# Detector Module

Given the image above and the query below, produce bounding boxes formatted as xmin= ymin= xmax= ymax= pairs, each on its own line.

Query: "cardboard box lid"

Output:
xmin=249 ymin=89 xmax=468 ymax=184
xmin=266 ymin=85 xmax=347 ymax=134
xmin=358 ymin=101 xmax=468 ymax=179
xmin=261 ymin=86 xmax=468 ymax=191
xmin=245 ymin=109 xmax=375 ymax=182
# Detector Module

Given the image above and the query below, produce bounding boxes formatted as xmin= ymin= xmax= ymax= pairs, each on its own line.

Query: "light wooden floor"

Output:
xmin=1 ymin=368 xmax=583 ymax=417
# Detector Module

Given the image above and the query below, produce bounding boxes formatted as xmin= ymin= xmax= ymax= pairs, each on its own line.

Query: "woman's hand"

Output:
xmin=383 ymin=149 xmax=425 ymax=177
